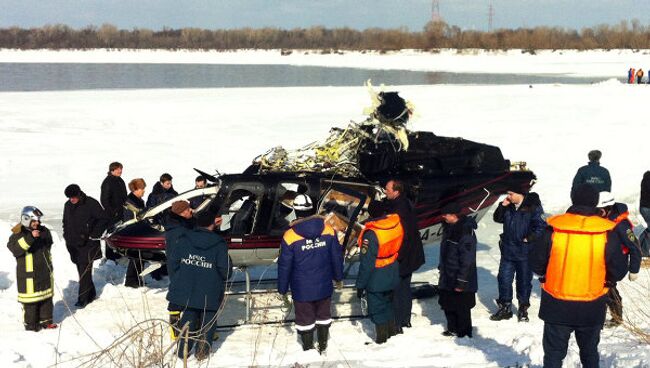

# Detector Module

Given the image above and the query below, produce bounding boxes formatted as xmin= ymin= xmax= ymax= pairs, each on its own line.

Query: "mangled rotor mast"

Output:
xmin=252 ymin=83 xmax=415 ymax=176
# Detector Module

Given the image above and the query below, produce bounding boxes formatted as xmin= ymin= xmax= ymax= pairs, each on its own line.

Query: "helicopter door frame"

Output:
xmin=318 ymin=184 xmax=368 ymax=248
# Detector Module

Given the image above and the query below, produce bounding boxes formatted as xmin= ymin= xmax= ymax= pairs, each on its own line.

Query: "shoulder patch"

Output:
xmin=322 ymin=224 xmax=336 ymax=236
xmin=282 ymin=228 xmax=304 ymax=245
xmin=627 ymin=229 xmax=638 ymax=242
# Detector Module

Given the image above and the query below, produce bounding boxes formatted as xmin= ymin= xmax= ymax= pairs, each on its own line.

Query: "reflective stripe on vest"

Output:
xmin=358 ymin=214 xmax=404 ymax=268
xmin=544 ymin=213 xmax=616 ymax=302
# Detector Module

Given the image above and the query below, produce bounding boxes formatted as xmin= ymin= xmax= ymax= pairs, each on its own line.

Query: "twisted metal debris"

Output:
xmin=253 ymin=82 xmax=416 ymax=176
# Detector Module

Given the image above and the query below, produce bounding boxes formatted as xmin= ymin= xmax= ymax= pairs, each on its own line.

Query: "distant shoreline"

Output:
xmin=0 ymin=48 xmax=642 ymax=78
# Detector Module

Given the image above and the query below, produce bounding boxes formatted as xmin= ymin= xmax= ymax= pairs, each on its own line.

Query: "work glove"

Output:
xmin=334 ymin=280 xmax=344 ymax=290
xmin=356 ymin=289 xmax=365 ymax=299
xmin=629 ymin=273 xmax=639 ymax=282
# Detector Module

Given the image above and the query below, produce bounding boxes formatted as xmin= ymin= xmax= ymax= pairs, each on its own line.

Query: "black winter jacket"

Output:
xmin=7 ymin=224 xmax=54 ymax=303
xmin=101 ymin=174 xmax=127 ymax=224
xmin=530 ymin=205 xmax=628 ymax=326
xmin=63 ymin=192 xmax=109 ymax=252
xmin=146 ymin=182 xmax=178 ymax=208
xmin=438 ymin=216 xmax=478 ymax=293
xmin=385 ymin=195 xmax=425 ymax=277
xmin=571 ymin=162 xmax=611 ymax=196
xmin=641 ymin=171 xmax=650 ymax=209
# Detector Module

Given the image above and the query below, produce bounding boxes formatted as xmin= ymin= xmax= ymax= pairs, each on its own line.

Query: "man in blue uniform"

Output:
xmin=277 ymin=194 xmax=344 ymax=354
xmin=571 ymin=150 xmax=611 ymax=200
xmin=356 ymin=201 xmax=402 ymax=344
xmin=166 ymin=211 xmax=230 ymax=361
xmin=491 ymin=186 xmax=545 ymax=322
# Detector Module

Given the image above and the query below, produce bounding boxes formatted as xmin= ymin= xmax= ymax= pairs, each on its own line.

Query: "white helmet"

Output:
xmin=292 ymin=194 xmax=313 ymax=212
xmin=21 ymin=206 xmax=44 ymax=228
xmin=597 ymin=192 xmax=615 ymax=208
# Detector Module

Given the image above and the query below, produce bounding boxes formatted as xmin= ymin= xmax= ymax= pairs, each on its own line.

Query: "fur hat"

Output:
xmin=506 ymin=183 xmax=529 ymax=195
xmin=441 ymin=202 xmax=462 ymax=215
xmin=64 ymin=184 xmax=81 ymax=198
xmin=572 ymin=184 xmax=599 ymax=207
xmin=367 ymin=200 xmax=387 ymax=218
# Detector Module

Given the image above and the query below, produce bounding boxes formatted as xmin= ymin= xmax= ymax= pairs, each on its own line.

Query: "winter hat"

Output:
xmin=597 ymin=191 xmax=615 ymax=208
xmin=441 ymin=202 xmax=462 ymax=215
xmin=367 ymin=200 xmax=387 ymax=218
xmin=572 ymin=184 xmax=599 ymax=207
xmin=506 ymin=183 xmax=529 ymax=194
xmin=196 ymin=210 xmax=217 ymax=227
xmin=64 ymin=184 xmax=81 ymax=198
xmin=171 ymin=200 xmax=190 ymax=215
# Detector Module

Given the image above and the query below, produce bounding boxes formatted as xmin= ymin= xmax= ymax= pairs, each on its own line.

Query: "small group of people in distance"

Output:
xmin=6 ymin=151 xmax=650 ymax=365
xmin=627 ymin=67 xmax=649 ymax=84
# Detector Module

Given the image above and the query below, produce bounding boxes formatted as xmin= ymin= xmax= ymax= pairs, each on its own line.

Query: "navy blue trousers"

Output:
xmin=543 ymin=322 xmax=601 ymax=368
xmin=497 ymin=259 xmax=532 ymax=305
xmin=392 ymin=274 xmax=412 ymax=327
xmin=176 ymin=308 xmax=219 ymax=359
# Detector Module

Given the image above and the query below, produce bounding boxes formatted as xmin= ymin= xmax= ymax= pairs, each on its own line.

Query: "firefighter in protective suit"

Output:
xmin=356 ymin=201 xmax=403 ymax=344
xmin=7 ymin=206 xmax=57 ymax=331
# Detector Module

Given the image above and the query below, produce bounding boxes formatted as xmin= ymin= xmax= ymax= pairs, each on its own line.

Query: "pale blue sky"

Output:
xmin=2 ymin=0 xmax=648 ymax=31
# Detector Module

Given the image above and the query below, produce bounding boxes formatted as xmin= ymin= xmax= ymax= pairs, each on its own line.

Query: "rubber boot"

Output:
xmin=299 ymin=328 xmax=315 ymax=351
xmin=517 ymin=303 xmax=530 ymax=322
xmin=169 ymin=311 xmax=181 ymax=340
xmin=489 ymin=300 xmax=513 ymax=321
xmin=375 ymin=324 xmax=389 ymax=344
xmin=316 ymin=324 xmax=329 ymax=354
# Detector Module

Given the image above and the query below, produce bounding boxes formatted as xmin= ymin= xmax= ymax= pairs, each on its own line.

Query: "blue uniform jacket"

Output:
xmin=166 ymin=228 xmax=231 ymax=311
xmin=571 ymin=161 xmax=612 ymax=195
xmin=607 ymin=203 xmax=642 ymax=274
xmin=438 ymin=216 xmax=478 ymax=292
xmin=355 ymin=229 xmax=399 ymax=292
xmin=493 ymin=193 xmax=545 ymax=261
xmin=277 ymin=216 xmax=344 ymax=302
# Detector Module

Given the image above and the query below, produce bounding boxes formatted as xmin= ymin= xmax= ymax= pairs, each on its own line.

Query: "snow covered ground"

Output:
xmin=1 ymin=50 xmax=650 ymax=367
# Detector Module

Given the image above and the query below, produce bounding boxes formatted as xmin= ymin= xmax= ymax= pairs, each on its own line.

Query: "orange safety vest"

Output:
xmin=358 ymin=214 xmax=404 ymax=268
xmin=543 ymin=213 xmax=616 ymax=302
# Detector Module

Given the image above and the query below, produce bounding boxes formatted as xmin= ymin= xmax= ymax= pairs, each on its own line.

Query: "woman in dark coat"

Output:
xmin=438 ymin=202 xmax=478 ymax=338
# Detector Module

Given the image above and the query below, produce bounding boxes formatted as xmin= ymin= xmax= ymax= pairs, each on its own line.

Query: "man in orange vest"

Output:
xmin=531 ymin=184 xmax=628 ymax=368
xmin=356 ymin=201 xmax=403 ymax=344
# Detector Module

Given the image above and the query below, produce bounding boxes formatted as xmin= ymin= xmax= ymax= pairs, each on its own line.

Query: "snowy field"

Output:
xmin=1 ymin=50 xmax=650 ymax=367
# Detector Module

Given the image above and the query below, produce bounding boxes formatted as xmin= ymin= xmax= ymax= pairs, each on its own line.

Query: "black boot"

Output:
xmin=489 ymin=300 xmax=513 ymax=321
xmin=316 ymin=324 xmax=329 ymax=354
xmin=517 ymin=303 xmax=530 ymax=322
xmin=387 ymin=319 xmax=398 ymax=338
xmin=299 ymin=329 xmax=315 ymax=351
xmin=375 ymin=324 xmax=389 ymax=344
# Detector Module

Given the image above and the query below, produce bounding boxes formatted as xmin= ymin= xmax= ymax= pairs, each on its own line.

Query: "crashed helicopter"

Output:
xmin=106 ymin=84 xmax=535 ymax=282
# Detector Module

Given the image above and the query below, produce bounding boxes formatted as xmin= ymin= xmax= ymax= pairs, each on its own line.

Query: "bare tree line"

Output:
xmin=2 ymin=20 xmax=650 ymax=50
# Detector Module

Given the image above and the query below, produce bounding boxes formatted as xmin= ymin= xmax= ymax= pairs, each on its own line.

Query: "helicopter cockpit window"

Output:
xmin=270 ymin=183 xmax=304 ymax=236
xmin=219 ymin=190 xmax=257 ymax=235
xmin=318 ymin=189 xmax=367 ymax=249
